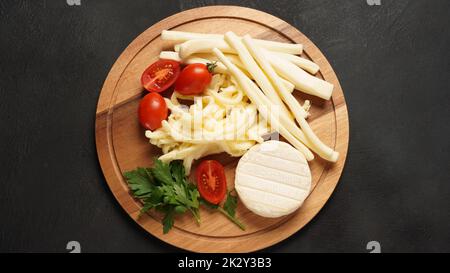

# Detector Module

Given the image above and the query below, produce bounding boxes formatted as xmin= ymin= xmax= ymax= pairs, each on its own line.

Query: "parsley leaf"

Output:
xmin=200 ymin=193 xmax=246 ymax=231
xmin=170 ymin=161 xmax=186 ymax=185
xmin=123 ymin=167 xmax=154 ymax=199
xmin=159 ymin=184 xmax=178 ymax=205
xmin=162 ymin=207 xmax=175 ymax=234
xmin=152 ymin=159 xmax=174 ymax=185
xmin=123 ymin=160 xmax=244 ymax=233
xmin=123 ymin=160 xmax=201 ymax=233
xmin=223 ymin=191 xmax=238 ymax=217
xmin=140 ymin=200 xmax=157 ymax=215
xmin=189 ymin=189 xmax=200 ymax=208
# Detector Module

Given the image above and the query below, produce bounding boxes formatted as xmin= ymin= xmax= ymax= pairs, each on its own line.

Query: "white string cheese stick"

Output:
xmin=224 ymin=31 xmax=293 ymax=121
xmin=266 ymin=51 xmax=334 ymax=100
xmin=271 ymin=51 xmax=320 ymax=75
xmin=160 ymin=51 xmax=181 ymax=61
xmin=240 ymin=75 xmax=338 ymax=161
xmin=160 ymin=51 xmax=228 ymax=74
xmin=162 ymin=30 xmax=303 ymax=55
xmin=242 ymin=36 xmax=309 ymax=120
xmin=178 ymin=39 xmax=307 ymax=65
xmin=224 ymin=53 xmax=294 ymax=93
xmin=179 ymin=39 xmax=235 ymax=59
xmin=282 ymin=79 xmax=295 ymax=93
xmin=243 ymin=36 xmax=338 ymax=162
xmin=212 ymin=48 xmax=314 ymax=160
xmin=241 ymin=74 xmax=315 ymax=160
xmin=177 ymin=40 xmax=330 ymax=100
xmin=160 ymin=51 xmax=294 ymax=92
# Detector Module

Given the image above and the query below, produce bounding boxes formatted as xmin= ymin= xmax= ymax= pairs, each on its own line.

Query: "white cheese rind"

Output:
xmin=235 ymin=140 xmax=312 ymax=218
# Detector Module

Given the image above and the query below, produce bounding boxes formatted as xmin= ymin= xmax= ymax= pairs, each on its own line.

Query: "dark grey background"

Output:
xmin=0 ymin=0 xmax=449 ymax=253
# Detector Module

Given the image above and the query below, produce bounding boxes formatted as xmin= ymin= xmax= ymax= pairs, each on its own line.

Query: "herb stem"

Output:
xmin=190 ymin=208 xmax=201 ymax=225
xmin=217 ymin=207 xmax=246 ymax=231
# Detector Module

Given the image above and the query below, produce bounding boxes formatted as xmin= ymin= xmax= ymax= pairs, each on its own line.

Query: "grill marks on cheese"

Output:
xmin=235 ymin=141 xmax=312 ymax=218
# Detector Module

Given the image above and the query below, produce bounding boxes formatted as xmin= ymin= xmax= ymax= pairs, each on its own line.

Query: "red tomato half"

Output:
xmin=175 ymin=63 xmax=213 ymax=95
xmin=196 ymin=160 xmax=227 ymax=204
xmin=138 ymin=92 xmax=168 ymax=130
xmin=141 ymin=59 xmax=180 ymax=93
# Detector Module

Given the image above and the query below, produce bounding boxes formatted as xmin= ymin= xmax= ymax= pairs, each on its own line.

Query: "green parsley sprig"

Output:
xmin=200 ymin=191 xmax=245 ymax=231
xmin=123 ymin=159 xmax=245 ymax=233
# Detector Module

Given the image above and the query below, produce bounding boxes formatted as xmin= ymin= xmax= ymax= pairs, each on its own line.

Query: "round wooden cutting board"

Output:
xmin=95 ymin=6 xmax=349 ymax=252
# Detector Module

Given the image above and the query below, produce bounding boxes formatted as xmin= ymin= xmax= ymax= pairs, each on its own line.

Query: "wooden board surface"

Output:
xmin=95 ymin=6 xmax=349 ymax=253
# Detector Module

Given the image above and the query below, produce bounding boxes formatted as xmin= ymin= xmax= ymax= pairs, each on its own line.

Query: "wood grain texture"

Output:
xmin=95 ymin=6 xmax=349 ymax=253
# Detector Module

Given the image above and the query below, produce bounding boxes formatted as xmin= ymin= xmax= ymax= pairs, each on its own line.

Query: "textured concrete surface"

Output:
xmin=0 ymin=0 xmax=449 ymax=252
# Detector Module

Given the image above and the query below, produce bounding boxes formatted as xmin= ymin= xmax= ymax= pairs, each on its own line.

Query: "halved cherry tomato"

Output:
xmin=175 ymin=63 xmax=214 ymax=95
xmin=141 ymin=59 xmax=180 ymax=93
xmin=138 ymin=92 xmax=168 ymax=130
xmin=196 ymin=160 xmax=227 ymax=204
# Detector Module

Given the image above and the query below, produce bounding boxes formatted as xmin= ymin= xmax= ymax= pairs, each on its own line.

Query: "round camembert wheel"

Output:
xmin=235 ymin=140 xmax=312 ymax=218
